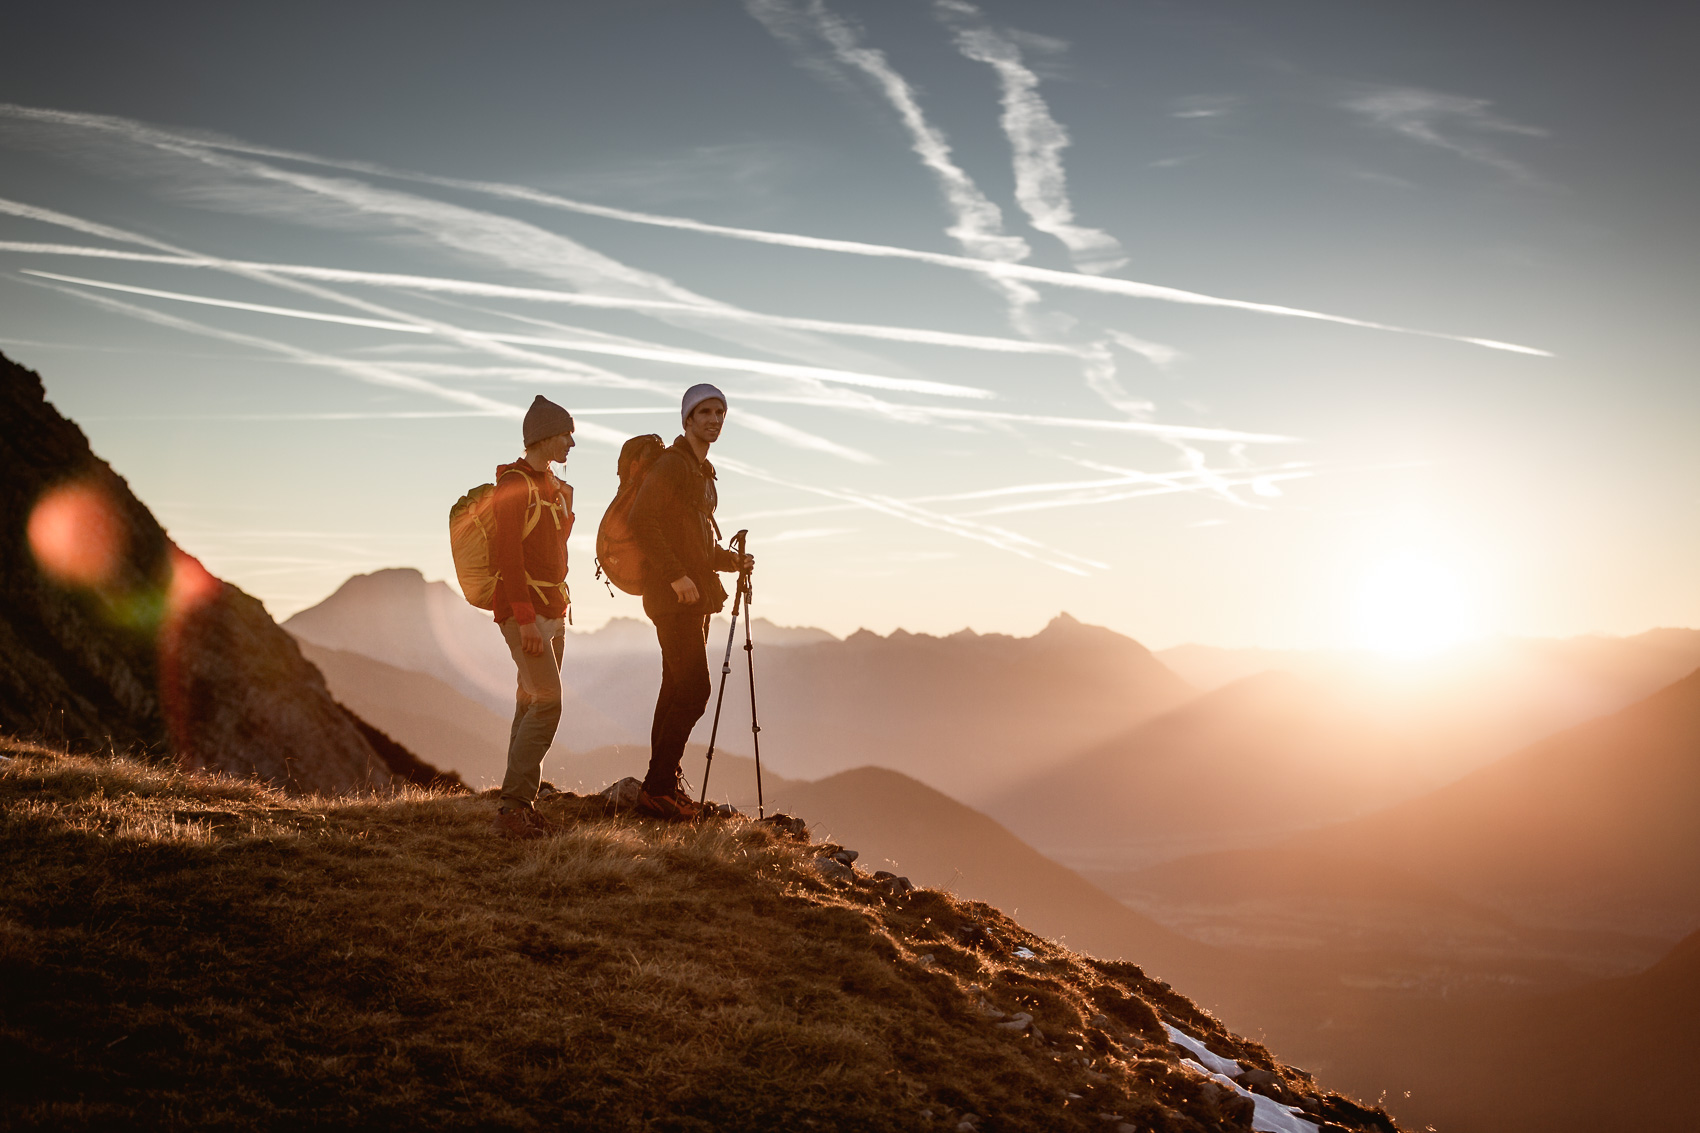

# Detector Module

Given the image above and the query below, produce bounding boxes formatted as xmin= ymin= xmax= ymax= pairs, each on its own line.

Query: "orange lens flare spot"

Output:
xmin=168 ymin=548 xmax=221 ymax=618
xmin=28 ymin=482 xmax=127 ymax=588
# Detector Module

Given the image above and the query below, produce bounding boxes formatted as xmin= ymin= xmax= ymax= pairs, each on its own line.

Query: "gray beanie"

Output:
xmin=523 ymin=395 xmax=574 ymax=447
xmin=681 ymin=383 xmax=727 ymax=427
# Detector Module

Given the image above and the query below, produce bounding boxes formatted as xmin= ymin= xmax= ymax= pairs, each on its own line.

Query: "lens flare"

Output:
xmin=167 ymin=547 xmax=221 ymax=619
xmin=157 ymin=547 xmax=225 ymax=767
xmin=27 ymin=481 xmax=126 ymax=587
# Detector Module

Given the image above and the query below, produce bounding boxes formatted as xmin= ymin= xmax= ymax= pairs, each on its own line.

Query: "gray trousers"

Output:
xmin=498 ymin=615 xmax=565 ymax=808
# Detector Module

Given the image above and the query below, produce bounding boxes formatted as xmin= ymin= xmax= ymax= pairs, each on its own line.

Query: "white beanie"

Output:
xmin=681 ymin=383 xmax=727 ymax=427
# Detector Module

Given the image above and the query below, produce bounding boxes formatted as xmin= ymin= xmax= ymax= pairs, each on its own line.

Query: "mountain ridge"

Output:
xmin=0 ymin=350 xmax=430 ymax=795
xmin=0 ymin=740 xmax=1404 ymax=1133
xmin=285 ymin=568 xmax=1196 ymax=799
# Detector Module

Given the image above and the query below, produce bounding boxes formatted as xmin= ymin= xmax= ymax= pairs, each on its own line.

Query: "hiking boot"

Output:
xmin=636 ymin=788 xmax=701 ymax=823
xmin=492 ymin=806 xmax=545 ymax=841
xmin=524 ymin=808 xmax=561 ymax=836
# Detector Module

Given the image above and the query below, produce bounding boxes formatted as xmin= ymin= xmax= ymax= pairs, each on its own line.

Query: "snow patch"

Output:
xmin=1165 ymin=1024 xmax=1242 ymax=1077
xmin=1180 ymin=1059 xmax=1319 ymax=1133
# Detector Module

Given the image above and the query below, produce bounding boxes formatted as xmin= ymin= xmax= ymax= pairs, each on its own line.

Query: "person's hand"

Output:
xmin=519 ymin=620 xmax=546 ymax=656
xmin=671 ymin=575 xmax=700 ymax=605
xmin=738 ymin=553 xmax=755 ymax=573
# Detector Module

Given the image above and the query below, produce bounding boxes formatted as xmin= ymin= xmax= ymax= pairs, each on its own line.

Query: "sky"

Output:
xmin=2 ymin=1 xmax=1696 ymax=650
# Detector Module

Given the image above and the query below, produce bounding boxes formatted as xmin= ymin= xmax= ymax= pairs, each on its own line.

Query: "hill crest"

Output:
xmin=0 ymin=350 xmax=419 ymax=795
xmin=0 ymin=741 xmax=1401 ymax=1132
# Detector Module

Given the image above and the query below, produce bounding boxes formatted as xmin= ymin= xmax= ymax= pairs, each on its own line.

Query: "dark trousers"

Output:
xmin=643 ymin=612 xmax=711 ymax=797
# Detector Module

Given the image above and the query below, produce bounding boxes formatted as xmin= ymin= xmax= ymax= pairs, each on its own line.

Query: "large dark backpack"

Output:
xmin=595 ymin=434 xmax=667 ymax=595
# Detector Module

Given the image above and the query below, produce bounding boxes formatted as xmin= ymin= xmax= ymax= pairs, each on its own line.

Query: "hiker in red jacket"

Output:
xmin=628 ymin=383 xmax=754 ymax=821
xmin=491 ymin=395 xmax=576 ymax=840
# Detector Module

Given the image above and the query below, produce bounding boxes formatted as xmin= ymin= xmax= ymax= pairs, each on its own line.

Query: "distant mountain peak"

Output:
xmin=328 ymin=566 xmax=428 ymax=595
xmin=1037 ymin=610 xmax=1153 ymax=653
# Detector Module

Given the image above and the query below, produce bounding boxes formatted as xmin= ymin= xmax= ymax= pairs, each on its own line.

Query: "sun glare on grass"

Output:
xmin=1352 ymin=551 xmax=1477 ymax=657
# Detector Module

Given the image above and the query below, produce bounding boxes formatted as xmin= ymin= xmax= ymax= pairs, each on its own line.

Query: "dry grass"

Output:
xmin=0 ymin=737 xmax=1399 ymax=1132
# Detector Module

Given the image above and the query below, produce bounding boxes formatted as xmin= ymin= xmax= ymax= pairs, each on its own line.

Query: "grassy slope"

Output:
xmin=768 ymin=767 xmax=1207 ymax=981
xmin=0 ymin=740 xmax=1399 ymax=1133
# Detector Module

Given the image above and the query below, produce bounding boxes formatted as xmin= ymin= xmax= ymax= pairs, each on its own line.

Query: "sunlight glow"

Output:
xmin=1352 ymin=551 xmax=1477 ymax=656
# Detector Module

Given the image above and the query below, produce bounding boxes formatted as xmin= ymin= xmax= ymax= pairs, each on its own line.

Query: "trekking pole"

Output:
xmin=698 ymin=530 xmax=748 ymax=807
xmin=739 ymin=560 xmax=765 ymax=819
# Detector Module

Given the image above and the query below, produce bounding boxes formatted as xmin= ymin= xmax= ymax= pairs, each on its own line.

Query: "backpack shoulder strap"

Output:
xmin=500 ymin=465 xmax=553 ymax=539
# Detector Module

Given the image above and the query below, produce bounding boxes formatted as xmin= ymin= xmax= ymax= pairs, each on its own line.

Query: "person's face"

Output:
xmin=685 ymin=399 xmax=726 ymax=446
xmin=546 ymin=429 xmax=575 ymax=464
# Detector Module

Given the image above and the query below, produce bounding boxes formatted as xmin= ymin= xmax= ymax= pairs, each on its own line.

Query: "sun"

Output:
xmin=1352 ymin=551 xmax=1477 ymax=656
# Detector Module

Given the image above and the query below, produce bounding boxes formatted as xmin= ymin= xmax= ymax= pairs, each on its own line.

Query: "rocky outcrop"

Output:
xmin=0 ymin=349 xmax=420 ymax=794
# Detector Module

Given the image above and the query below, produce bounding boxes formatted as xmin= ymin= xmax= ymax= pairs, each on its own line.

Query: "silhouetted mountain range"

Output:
xmin=287 ymin=568 xmax=1194 ymax=798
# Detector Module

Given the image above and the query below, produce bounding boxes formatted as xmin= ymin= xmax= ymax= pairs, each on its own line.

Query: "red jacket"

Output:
xmin=490 ymin=460 xmax=572 ymax=625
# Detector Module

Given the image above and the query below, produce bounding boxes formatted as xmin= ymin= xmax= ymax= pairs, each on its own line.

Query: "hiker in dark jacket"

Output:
xmin=490 ymin=395 xmax=575 ymax=841
xmin=628 ymin=382 xmax=753 ymax=820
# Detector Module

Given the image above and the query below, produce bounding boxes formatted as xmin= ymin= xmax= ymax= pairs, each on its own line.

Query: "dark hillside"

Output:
xmin=0 ymin=350 xmax=431 ymax=794
xmin=0 ymin=740 xmax=1400 ymax=1133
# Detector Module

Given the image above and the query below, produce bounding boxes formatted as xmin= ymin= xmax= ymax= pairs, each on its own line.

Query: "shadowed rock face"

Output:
xmin=0 ymin=350 xmax=395 ymax=794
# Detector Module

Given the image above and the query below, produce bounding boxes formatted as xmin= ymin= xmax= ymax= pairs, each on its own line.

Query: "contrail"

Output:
xmin=746 ymin=1 xmax=1042 ymax=324
xmin=23 ymin=279 xmax=525 ymax=419
xmin=909 ymin=460 xmax=1309 ymax=503
xmin=760 ymin=527 xmax=859 ymax=544
xmin=0 ymin=107 xmax=898 ymax=374
xmin=736 ymin=411 xmax=880 ymax=465
xmin=935 ymin=0 xmax=1128 ymax=274
xmin=800 ymin=3 xmax=1030 ymax=266
xmin=19 ymin=269 xmax=994 ymax=399
xmin=0 ymin=241 xmax=1088 ymax=356
xmin=917 ymin=405 xmax=1297 ymax=444
xmin=22 ymin=259 xmax=1274 ymax=448
xmin=718 ymin=455 xmax=1103 ymax=575
xmin=9 ymin=206 xmax=880 ymax=463
xmin=1105 ymin=329 xmax=1182 ymax=368
xmin=20 ymin=270 xmax=432 ymax=333
xmin=0 ymin=103 xmax=1552 ymax=354
xmin=963 ymin=470 xmax=1315 ymax=517
xmin=77 ymin=411 xmax=512 ymax=421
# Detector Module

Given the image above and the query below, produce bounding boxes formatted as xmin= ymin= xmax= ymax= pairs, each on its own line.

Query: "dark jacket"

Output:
xmin=629 ymin=436 xmax=739 ymax=619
